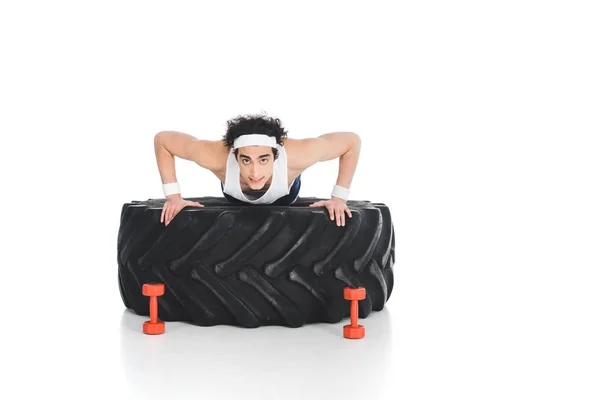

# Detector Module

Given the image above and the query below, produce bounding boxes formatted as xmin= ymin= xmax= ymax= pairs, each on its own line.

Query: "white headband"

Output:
xmin=233 ymin=134 xmax=277 ymax=149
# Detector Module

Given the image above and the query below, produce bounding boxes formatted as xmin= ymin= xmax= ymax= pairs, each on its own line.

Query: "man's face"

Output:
xmin=237 ymin=146 xmax=274 ymax=190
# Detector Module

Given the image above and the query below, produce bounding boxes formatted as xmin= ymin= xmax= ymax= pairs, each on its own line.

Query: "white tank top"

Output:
xmin=222 ymin=143 xmax=292 ymax=204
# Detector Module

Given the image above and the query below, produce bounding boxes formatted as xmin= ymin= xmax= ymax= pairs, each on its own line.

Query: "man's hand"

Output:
xmin=308 ymin=197 xmax=352 ymax=226
xmin=161 ymin=195 xmax=204 ymax=226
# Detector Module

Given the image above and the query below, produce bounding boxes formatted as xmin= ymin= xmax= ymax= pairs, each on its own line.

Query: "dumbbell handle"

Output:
xmin=350 ymin=299 xmax=358 ymax=327
xmin=149 ymin=296 xmax=158 ymax=323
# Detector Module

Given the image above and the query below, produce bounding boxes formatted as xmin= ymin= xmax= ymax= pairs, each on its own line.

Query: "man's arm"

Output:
xmin=290 ymin=131 xmax=361 ymax=192
xmin=154 ymin=131 xmax=224 ymax=197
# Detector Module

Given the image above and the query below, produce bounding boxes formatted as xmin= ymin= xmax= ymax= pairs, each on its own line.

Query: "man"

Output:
xmin=154 ymin=112 xmax=360 ymax=227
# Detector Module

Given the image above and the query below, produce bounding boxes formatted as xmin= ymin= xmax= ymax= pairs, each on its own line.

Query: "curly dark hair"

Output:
xmin=221 ymin=111 xmax=288 ymax=160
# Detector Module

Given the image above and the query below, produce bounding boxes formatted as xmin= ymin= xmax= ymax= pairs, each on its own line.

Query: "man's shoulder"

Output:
xmin=203 ymin=140 xmax=229 ymax=172
xmin=283 ymin=137 xmax=323 ymax=171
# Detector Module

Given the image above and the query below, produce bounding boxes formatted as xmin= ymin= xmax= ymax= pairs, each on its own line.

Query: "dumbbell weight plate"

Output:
xmin=344 ymin=287 xmax=366 ymax=301
xmin=343 ymin=324 xmax=365 ymax=339
xmin=143 ymin=320 xmax=165 ymax=335
xmin=142 ymin=283 xmax=165 ymax=297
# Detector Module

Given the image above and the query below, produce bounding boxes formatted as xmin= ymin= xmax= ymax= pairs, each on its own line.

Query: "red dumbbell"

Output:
xmin=343 ymin=287 xmax=366 ymax=339
xmin=142 ymin=283 xmax=165 ymax=335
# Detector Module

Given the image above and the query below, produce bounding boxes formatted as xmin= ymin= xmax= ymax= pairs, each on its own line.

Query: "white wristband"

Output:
xmin=163 ymin=182 xmax=181 ymax=197
xmin=331 ymin=184 xmax=350 ymax=201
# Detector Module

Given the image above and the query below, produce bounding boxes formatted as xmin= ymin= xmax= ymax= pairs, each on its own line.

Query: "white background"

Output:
xmin=1 ymin=0 xmax=599 ymax=399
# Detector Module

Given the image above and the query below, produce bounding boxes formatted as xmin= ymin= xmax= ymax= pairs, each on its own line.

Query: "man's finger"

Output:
xmin=336 ymin=209 xmax=342 ymax=226
xmin=168 ymin=208 xmax=176 ymax=225
xmin=345 ymin=208 xmax=352 ymax=218
xmin=164 ymin=206 xmax=172 ymax=225
xmin=328 ymin=206 xmax=335 ymax=221
xmin=168 ymin=208 xmax=177 ymax=225
xmin=161 ymin=207 xmax=165 ymax=223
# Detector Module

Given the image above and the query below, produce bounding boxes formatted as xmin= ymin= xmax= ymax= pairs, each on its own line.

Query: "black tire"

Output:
xmin=117 ymin=196 xmax=395 ymax=328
